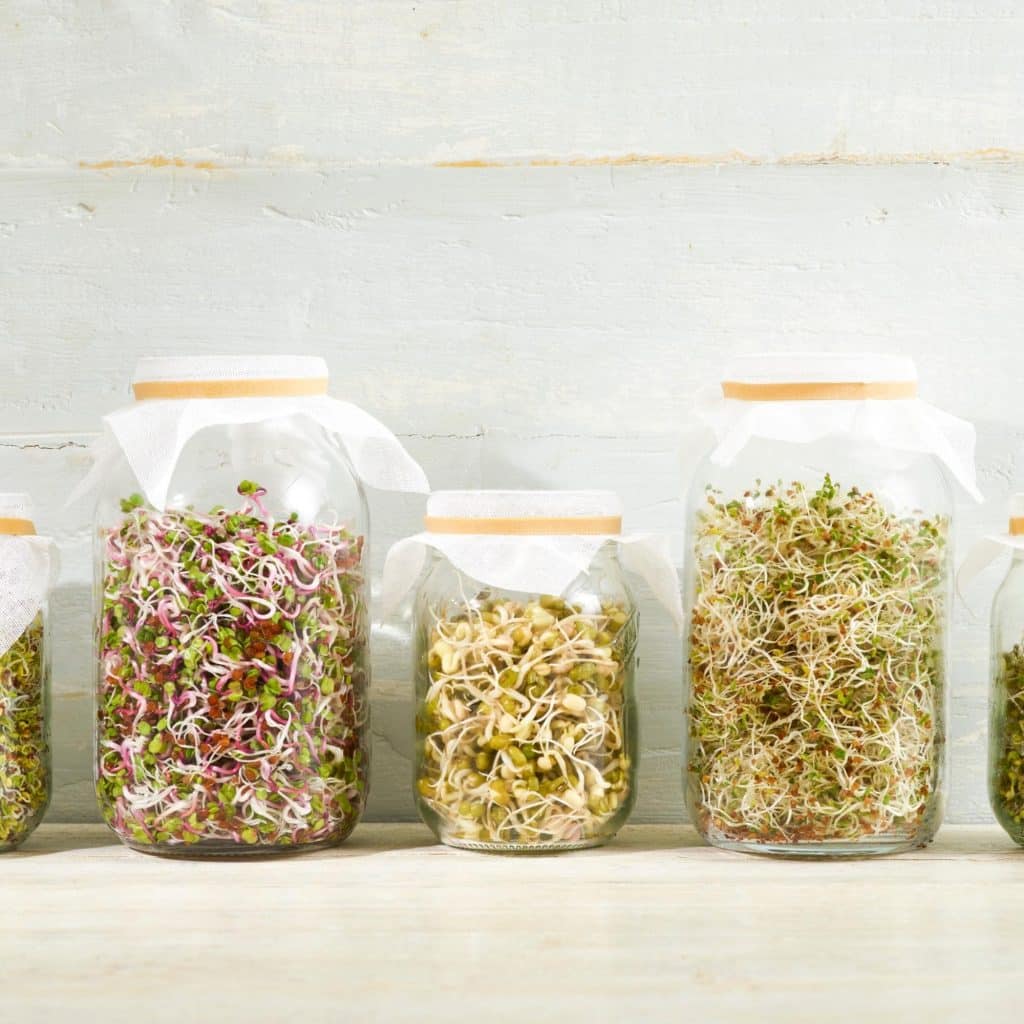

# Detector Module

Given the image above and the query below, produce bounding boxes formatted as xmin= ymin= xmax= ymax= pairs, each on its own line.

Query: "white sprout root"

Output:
xmin=415 ymin=595 xmax=635 ymax=849
xmin=688 ymin=476 xmax=947 ymax=846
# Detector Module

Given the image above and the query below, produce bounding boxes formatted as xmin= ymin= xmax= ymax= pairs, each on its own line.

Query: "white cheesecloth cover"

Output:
xmin=695 ymin=353 xmax=981 ymax=501
xmin=381 ymin=490 xmax=684 ymax=629
xmin=71 ymin=355 xmax=429 ymax=509
xmin=958 ymin=494 xmax=1024 ymax=591
xmin=0 ymin=494 xmax=58 ymax=658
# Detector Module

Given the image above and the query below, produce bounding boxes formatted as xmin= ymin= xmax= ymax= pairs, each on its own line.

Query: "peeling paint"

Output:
xmin=78 ymin=156 xmax=220 ymax=172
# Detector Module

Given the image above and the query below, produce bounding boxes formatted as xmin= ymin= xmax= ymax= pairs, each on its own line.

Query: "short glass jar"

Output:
xmin=988 ymin=497 xmax=1024 ymax=844
xmin=91 ymin=358 xmax=390 ymax=855
xmin=684 ymin=354 xmax=974 ymax=857
xmin=406 ymin=492 xmax=641 ymax=852
xmin=0 ymin=497 xmax=52 ymax=851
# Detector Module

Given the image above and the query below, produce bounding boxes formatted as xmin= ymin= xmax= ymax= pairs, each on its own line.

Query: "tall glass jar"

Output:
xmin=0 ymin=497 xmax=52 ymax=851
xmin=87 ymin=356 xmax=430 ymax=856
xmin=684 ymin=354 xmax=974 ymax=857
xmin=405 ymin=492 xmax=641 ymax=852
xmin=989 ymin=498 xmax=1024 ymax=844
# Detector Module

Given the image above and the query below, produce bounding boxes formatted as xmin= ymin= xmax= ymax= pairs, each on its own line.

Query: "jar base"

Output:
xmin=701 ymin=834 xmax=933 ymax=859
xmin=118 ymin=833 xmax=351 ymax=859
xmin=438 ymin=835 xmax=608 ymax=854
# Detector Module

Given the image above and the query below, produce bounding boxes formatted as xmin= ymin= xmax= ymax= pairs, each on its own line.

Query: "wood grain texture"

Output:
xmin=0 ymin=823 xmax=1022 ymax=1023
xmin=2 ymin=163 xmax=1023 ymax=437
xmin=3 ymin=2 xmax=1024 ymax=166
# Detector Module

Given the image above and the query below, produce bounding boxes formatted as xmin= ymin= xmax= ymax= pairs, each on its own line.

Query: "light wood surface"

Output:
xmin=0 ymin=823 xmax=1021 ymax=1022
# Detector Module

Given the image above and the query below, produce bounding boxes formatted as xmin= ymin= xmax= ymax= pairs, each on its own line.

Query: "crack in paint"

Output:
xmin=0 ymin=440 xmax=88 ymax=451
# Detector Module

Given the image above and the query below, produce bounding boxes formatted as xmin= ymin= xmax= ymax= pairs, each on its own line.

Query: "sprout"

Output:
xmin=415 ymin=594 xmax=634 ymax=849
xmin=991 ymin=644 xmax=1024 ymax=841
xmin=687 ymin=476 xmax=946 ymax=846
xmin=0 ymin=618 xmax=48 ymax=849
xmin=96 ymin=482 xmax=368 ymax=852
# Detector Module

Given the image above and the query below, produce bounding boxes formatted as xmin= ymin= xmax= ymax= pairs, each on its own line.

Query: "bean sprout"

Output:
xmin=96 ymin=481 xmax=369 ymax=852
xmin=688 ymin=476 xmax=946 ymax=846
xmin=416 ymin=594 xmax=635 ymax=849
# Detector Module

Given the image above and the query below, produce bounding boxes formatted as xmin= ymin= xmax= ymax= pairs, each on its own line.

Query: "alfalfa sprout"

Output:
xmin=688 ymin=475 xmax=946 ymax=845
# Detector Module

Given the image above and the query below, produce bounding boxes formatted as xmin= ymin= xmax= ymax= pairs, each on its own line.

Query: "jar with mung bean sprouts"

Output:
xmin=381 ymin=490 xmax=682 ymax=852
xmin=684 ymin=354 xmax=979 ymax=857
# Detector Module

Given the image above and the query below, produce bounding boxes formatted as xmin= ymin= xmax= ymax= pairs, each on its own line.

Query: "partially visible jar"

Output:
xmin=684 ymin=354 xmax=977 ymax=857
xmin=0 ymin=495 xmax=53 ymax=851
xmin=381 ymin=490 xmax=677 ymax=853
xmin=85 ymin=356 xmax=427 ymax=856
xmin=989 ymin=496 xmax=1024 ymax=844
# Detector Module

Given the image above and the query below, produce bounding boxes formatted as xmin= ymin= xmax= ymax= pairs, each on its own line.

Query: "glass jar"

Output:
xmin=409 ymin=493 xmax=640 ymax=852
xmin=93 ymin=360 xmax=375 ymax=855
xmin=0 ymin=498 xmax=52 ymax=851
xmin=683 ymin=355 xmax=971 ymax=857
xmin=989 ymin=499 xmax=1024 ymax=844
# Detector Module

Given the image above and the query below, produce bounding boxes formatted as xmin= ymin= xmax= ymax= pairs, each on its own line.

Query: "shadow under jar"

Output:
xmin=683 ymin=354 xmax=972 ymax=857
xmin=410 ymin=495 xmax=639 ymax=852
xmin=93 ymin=359 xmax=374 ymax=856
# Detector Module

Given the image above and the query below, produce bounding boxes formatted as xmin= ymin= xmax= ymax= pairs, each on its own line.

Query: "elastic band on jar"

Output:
xmin=423 ymin=490 xmax=623 ymax=537
xmin=720 ymin=352 xmax=919 ymax=402
xmin=0 ymin=494 xmax=36 ymax=536
xmin=131 ymin=355 xmax=330 ymax=401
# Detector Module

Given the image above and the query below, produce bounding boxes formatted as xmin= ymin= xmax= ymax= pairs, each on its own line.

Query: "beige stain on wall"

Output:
xmin=69 ymin=150 xmax=1024 ymax=172
xmin=437 ymin=148 xmax=1024 ymax=168
xmin=78 ymin=156 xmax=220 ymax=171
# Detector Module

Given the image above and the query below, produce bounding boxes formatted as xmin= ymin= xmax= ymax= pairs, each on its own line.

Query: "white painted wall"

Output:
xmin=2 ymin=2 xmax=1022 ymax=824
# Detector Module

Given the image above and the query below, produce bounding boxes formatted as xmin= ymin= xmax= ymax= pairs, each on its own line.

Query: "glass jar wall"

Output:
xmin=94 ymin=416 xmax=370 ymax=855
xmin=684 ymin=435 xmax=952 ymax=856
xmin=413 ymin=546 xmax=638 ymax=852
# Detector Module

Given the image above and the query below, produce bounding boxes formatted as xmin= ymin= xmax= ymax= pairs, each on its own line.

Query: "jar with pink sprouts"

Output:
xmin=81 ymin=356 xmax=428 ymax=855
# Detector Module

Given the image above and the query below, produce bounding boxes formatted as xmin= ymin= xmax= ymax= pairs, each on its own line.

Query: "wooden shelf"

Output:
xmin=2 ymin=823 xmax=1021 ymax=1021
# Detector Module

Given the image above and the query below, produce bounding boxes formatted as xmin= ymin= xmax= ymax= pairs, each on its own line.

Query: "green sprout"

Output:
xmin=0 ymin=617 xmax=48 ymax=849
xmin=991 ymin=644 xmax=1024 ymax=843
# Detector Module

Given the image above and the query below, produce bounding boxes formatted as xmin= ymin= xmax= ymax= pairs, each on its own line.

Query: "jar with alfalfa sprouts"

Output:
xmin=381 ymin=490 xmax=682 ymax=852
xmin=684 ymin=353 xmax=979 ymax=857
xmin=73 ymin=355 xmax=428 ymax=856
xmin=0 ymin=495 xmax=56 ymax=851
